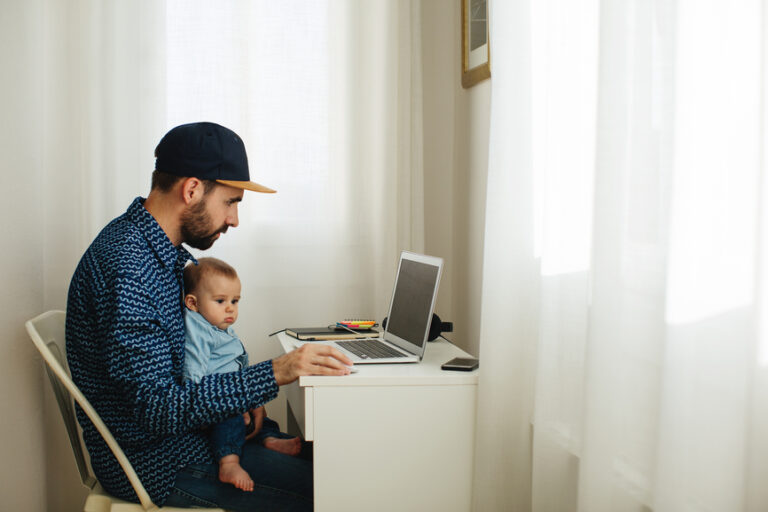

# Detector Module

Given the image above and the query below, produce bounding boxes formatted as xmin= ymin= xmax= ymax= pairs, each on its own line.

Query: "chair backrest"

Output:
xmin=28 ymin=310 xmax=95 ymax=489
xmin=26 ymin=310 xmax=158 ymax=511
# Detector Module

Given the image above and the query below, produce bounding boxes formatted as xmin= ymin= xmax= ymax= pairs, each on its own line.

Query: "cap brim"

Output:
xmin=216 ymin=179 xmax=276 ymax=193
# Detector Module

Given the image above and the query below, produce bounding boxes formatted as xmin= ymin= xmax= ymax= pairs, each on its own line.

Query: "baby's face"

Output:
xmin=194 ymin=274 xmax=241 ymax=330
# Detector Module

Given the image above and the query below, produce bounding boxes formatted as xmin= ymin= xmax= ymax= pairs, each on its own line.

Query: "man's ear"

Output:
xmin=184 ymin=294 xmax=199 ymax=311
xmin=180 ymin=177 xmax=205 ymax=205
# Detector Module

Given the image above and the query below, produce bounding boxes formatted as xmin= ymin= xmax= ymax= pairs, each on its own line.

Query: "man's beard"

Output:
xmin=180 ymin=199 xmax=228 ymax=250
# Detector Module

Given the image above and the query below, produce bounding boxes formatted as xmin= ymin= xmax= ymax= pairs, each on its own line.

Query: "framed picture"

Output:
xmin=461 ymin=0 xmax=491 ymax=88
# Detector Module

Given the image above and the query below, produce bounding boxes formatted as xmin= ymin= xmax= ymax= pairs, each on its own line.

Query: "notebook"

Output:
xmin=285 ymin=326 xmax=381 ymax=341
xmin=300 ymin=251 xmax=444 ymax=364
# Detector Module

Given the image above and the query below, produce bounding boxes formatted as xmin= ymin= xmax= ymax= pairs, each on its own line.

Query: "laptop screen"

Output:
xmin=384 ymin=252 xmax=443 ymax=355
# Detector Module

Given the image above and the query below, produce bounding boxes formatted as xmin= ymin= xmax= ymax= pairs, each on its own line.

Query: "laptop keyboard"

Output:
xmin=335 ymin=339 xmax=407 ymax=359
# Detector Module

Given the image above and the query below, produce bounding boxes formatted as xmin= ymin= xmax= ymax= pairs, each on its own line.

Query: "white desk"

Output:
xmin=277 ymin=332 xmax=478 ymax=512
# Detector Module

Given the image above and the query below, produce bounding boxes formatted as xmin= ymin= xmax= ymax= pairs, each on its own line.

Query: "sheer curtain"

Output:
xmin=474 ymin=0 xmax=768 ymax=511
xmin=46 ymin=0 xmax=423 ymax=391
xmin=46 ymin=0 xmax=423 ymax=338
xmin=161 ymin=0 xmax=425 ymax=355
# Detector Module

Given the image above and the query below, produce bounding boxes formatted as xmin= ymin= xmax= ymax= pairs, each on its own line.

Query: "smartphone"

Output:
xmin=441 ymin=357 xmax=479 ymax=371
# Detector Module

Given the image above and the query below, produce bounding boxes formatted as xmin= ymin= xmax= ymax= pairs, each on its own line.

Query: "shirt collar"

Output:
xmin=185 ymin=307 xmax=238 ymax=337
xmin=126 ymin=197 xmax=197 ymax=269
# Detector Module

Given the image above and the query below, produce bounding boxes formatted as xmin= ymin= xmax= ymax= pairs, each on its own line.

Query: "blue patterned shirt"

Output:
xmin=66 ymin=197 xmax=278 ymax=505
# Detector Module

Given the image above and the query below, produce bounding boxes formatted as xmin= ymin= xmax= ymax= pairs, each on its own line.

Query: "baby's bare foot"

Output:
xmin=263 ymin=436 xmax=302 ymax=457
xmin=219 ymin=459 xmax=254 ymax=492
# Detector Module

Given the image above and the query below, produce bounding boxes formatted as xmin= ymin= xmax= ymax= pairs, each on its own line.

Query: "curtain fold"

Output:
xmin=472 ymin=0 xmax=538 ymax=510
xmin=475 ymin=0 xmax=768 ymax=510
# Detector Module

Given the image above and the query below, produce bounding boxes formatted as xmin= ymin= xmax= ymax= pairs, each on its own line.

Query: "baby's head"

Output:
xmin=183 ymin=257 xmax=241 ymax=330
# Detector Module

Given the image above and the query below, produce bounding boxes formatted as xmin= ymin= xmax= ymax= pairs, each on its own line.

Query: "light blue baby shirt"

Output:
xmin=183 ymin=308 xmax=249 ymax=384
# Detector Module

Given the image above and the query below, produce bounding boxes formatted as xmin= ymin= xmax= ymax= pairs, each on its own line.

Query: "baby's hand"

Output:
xmin=244 ymin=406 xmax=265 ymax=441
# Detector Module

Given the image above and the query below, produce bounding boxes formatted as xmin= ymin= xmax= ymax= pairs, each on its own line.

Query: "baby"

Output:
xmin=182 ymin=257 xmax=301 ymax=491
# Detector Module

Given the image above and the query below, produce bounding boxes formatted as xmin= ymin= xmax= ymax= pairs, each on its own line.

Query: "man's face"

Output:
xmin=180 ymin=184 xmax=244 ymax=250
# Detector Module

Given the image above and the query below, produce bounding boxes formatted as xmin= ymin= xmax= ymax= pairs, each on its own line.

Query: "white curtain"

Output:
xmin=41 ymin=0 xmax=422 ymax=381
xmin=44 ymin=0 xmax=422 ymax=334
xmin=475 ymin=0 xmax=768 ymax=511
xmin=160 ymin=0 xmax=424 ymax=346
xmin=25 ymin=1 xmax=422 ymax=510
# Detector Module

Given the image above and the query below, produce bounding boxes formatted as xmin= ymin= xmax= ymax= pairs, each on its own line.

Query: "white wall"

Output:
xmin=422 ymin=0 xmax=490 ymax=359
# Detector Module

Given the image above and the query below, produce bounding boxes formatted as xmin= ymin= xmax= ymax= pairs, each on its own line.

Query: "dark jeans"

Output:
xmin=209 ymin=414 xmax=246 ymax=460
xmin=164 ymin=442 xmax=313 ymax=511
xmin=252 ymin=415 xmax=296 ymax=445
xmin=210 ymin=414 xmax=296 ymax=460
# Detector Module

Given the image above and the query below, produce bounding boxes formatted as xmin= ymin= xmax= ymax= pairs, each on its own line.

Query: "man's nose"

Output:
xmin=227 ymin=207 xmax=239 ymax=227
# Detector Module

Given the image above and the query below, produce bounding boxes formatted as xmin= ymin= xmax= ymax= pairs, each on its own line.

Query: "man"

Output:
xmin=66 ymin=122 xmax=352 ymax=511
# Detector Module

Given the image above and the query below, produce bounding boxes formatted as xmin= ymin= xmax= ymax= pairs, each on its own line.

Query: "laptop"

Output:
xmin=303 ymin=251 xmax=443 ymax=364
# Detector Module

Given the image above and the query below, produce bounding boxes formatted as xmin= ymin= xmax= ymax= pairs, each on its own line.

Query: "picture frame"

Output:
xmin=461 ymin=0 xmax=491 ymax=88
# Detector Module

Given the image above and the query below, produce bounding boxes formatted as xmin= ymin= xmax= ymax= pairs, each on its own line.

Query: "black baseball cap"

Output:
xmin=154 ymin=122 xmax=276 ymax=193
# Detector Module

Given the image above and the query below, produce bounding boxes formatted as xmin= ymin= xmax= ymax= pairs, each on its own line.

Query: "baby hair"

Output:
xmin=183 ymin=257 xmax=239 ymax=295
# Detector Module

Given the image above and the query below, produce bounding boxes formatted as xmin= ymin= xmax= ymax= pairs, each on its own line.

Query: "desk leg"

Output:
xmin=284 ymin=380 xmax=307 ymax=439
xmin=286 ymin=400 xmax=302 ymax=439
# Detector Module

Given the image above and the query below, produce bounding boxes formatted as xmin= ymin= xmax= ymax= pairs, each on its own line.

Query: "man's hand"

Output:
xmin=272 ymin=344 xmax=353 ymax=385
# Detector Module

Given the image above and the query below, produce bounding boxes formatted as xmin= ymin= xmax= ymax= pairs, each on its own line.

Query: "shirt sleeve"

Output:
xmin=102 ymin=272 xmax=278 ymax=436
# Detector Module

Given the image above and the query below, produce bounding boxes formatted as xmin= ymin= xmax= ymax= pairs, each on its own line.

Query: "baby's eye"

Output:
xmin=232 ymin=299 xmax=239 ymax=305
xmin=215 ymin=299 xmax=225 ymax=304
